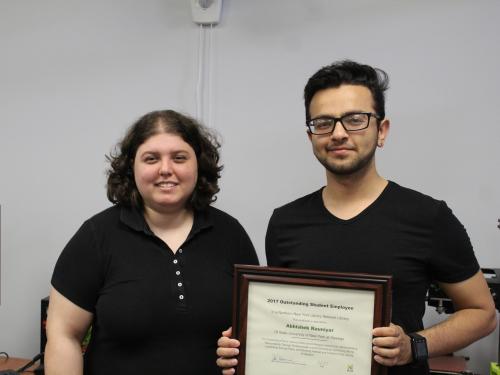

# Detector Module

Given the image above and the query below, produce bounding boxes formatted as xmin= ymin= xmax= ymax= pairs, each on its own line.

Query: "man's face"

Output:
xmin=308 ymin=84 xmax=389 ymax=177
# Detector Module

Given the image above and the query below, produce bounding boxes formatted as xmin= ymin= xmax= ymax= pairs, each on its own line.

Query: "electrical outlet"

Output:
xmin=190 ymin=0 xmax=222 ymax=25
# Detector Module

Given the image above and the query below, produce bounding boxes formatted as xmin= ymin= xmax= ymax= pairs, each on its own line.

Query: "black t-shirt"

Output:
xmin=266 ymin=181 xmax=479 ymax=375
xmin=51 ymin=205 xmax=259 ymax=375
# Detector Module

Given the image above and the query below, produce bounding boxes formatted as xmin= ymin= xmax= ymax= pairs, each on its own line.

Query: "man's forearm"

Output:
xmin=421 ymin=307 xmax=497 ymax=357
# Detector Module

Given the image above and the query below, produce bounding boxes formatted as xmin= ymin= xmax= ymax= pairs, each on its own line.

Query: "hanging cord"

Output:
xmin=195 ymin=22 xmax=215 ymax=127
xmin=16 ymin=352 xmax=44 ymax=372
xmin=207 ymin=23 xmax=214 ymax=128
xmin=196 ymin=23 xmax=205 ymax=121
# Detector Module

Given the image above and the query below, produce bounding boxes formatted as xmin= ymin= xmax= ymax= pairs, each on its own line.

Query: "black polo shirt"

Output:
xmin=52 ymin=204 xmax=258 ymax=375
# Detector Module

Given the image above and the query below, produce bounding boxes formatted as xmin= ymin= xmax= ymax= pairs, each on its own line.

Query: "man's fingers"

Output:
xmin=373 ymin=354 xmax=398 ymax=367
xmin=372 ymin=335 xmax=399 ymax=348
xmin=372 ymin=344 xmax=400 ymax=358
xmin=372 ymin=324 xmax=400 ymax=338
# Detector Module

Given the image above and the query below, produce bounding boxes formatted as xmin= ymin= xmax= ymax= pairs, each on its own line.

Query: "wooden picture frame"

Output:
xmin=232 ymin=265 xmax=392 ymax=375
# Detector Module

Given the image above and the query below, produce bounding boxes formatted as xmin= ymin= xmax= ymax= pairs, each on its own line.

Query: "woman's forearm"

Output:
xmin=45 ymin=336 xmax=84 ymax=375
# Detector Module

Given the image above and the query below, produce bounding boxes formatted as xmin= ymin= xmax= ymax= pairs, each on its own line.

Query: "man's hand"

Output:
xmin=372 ymin=323 xmax=413 ymax=366
xmin=216 ymin=327 xmax=240 ymax=375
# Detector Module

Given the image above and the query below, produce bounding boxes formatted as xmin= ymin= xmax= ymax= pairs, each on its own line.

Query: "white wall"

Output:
xmin=1 ymin=1 xmax=499 ymax=374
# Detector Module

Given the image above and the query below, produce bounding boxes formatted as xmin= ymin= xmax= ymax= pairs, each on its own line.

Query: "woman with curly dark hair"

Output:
xmin=45 ymin=110 xmax=259 ymax=375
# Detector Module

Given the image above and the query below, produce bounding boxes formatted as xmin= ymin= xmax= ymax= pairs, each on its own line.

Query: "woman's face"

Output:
xmin=133 ymin=132 xmax=198 ymax=214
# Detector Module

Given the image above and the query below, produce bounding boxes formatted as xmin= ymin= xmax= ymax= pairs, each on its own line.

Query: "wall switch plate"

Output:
xmin=190 ymin=0 xmax=222 ymax=25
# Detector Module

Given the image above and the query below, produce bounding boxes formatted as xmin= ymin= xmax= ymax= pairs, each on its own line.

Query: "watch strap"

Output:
xmin=408 ymin=332 xmax=428 ymax=363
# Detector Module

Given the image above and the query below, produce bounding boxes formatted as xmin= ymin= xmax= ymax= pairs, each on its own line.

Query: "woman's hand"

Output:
xmin=216 ymin=327 xmax=240 ymax=375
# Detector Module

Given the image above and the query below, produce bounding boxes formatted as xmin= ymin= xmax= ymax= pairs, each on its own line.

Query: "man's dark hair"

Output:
xmin=304 ymin=60 xmax=389 ymax=122
xmin=106 ymin=110 xmax=222 ymax=211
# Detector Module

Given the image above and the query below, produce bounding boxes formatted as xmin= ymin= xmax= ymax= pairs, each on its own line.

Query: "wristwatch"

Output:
xmin=408 ymin=332 xmax=428 ymax=363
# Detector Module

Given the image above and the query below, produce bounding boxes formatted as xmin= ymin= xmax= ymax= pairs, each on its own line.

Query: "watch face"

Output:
xmin=414 ymin=339 xmax=427 ymax=358
xmin=411 ymin=334 xmax=428 ymax=362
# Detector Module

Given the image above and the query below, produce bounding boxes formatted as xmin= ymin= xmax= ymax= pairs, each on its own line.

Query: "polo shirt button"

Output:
xmin=176 ymin=271 xmax=181 ymax=276
xmin=179 ymin=295 xmax=184 ymax=300
xmin=178 ymin=282 xmax=182 ymax=287
xmin=173 ymin=259 xmax=178 ymax=264
xmin=178 ymin=249 xmax=183 ymax=253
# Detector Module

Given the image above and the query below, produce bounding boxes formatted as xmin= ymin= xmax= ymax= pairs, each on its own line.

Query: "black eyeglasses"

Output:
xmin=306 ymin=112 xmax=380 ymax=135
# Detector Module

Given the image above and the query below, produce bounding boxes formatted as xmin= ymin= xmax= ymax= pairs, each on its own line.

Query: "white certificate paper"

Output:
xmin=245 ymin=281 xmax=375 ymax=375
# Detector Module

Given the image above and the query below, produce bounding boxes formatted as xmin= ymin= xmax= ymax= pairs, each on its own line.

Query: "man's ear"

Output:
xmin=377 ymin=118 xmax=390 ymax=147
xmin=307 ymin=130 xmax=313 ymax=142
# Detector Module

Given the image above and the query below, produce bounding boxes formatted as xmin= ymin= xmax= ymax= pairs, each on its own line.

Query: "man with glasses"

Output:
xmin=217 ymin=60 xmax=496 ymax=374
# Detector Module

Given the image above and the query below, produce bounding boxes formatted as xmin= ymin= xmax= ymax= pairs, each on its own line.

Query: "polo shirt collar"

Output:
xmin=119 ymin=205 xmax=213 ymax=237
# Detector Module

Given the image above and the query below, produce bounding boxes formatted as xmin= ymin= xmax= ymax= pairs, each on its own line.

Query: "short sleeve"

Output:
xmin=430 ymin=201 xmax=479 ymax=283
xmin=233 ymin=220 xmax=259 ymax=266
xmin=51 ymin=220 xmax=105 ymax=312
xmin=265 ymin=210 xmax=282 ymax=267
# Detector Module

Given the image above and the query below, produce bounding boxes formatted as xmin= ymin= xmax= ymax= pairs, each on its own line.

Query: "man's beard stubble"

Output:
xmin=317 ymin=142 xmax=377 ymax=176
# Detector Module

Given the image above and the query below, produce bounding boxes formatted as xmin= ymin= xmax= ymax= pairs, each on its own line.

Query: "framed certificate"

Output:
xmin=232 ymin=265 xmax=392 ymax=375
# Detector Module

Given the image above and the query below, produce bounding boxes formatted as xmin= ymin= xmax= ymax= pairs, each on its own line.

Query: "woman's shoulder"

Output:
xmin=85 ymin=204 xmax=122 ymax=224
xmin=76 ymin=205 xmax=129 ymax=236
xmin=201 ymin=205 xmax=244 ymax=227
